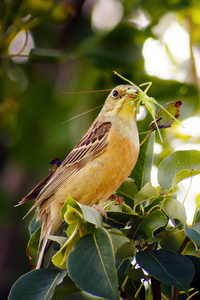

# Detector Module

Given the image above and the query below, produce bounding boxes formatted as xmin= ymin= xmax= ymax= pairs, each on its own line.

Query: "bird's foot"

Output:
xmin=109 ymin=195 xmax=124 ymax=207
xmin=92 ymin=204 xmax=107 ymax=220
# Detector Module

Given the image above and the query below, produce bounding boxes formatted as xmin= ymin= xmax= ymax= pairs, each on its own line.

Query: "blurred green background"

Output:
xmin=1 ymin=0 xmax=200 ymax=298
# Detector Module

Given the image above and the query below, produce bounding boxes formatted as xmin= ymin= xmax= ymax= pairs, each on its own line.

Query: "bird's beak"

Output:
xmin=125 ymin=87 xmax=139 ymax=99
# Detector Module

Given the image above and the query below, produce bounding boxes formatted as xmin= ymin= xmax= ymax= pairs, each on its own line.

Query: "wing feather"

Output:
xmin=22 ymin=121 xmax=112 ymax=210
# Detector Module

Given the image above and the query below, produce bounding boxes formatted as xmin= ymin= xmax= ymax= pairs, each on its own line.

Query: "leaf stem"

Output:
xmin=151 ymin=277 xmax=161 ymax=300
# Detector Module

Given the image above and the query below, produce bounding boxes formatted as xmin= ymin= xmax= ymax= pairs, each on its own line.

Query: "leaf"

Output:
xmin=61 ymin=195 xmax=82 ymax=221
xmin=125 ymin=267 xmax=145 ymax=282
xmin=117 ymin=178 xmax=138 ymax=208
xmin=185 ymin=222 xmax=200 ymax=247
xmin=64 ymin=205 xmax=83 ymax=224
xmin=79 ymin=204 xmax=103 ymax=227
xmin=134 ymin=183 xmax=160 ymax=209
xmin=52 ymin=221 xmax=80 ymax=269
xmin=172 ymin=169 xmax=200 ymax=189
xmin=105 ymin=212 xmax=137 ymax=229
xmin=136 ymin=249 xmax=195 ymax=292
xmin=162 ymin=198 xmax=186 ymax=226
xmin=67 ymin=228 xmax=119 ymax=300
xmin=149 ymin=101 xmax=182 ymax=130
xmin=26 ymin=226 xmax=41 ymax=266
xmin=51 ymin=276 xmax=81 ymax=300
xmin=109 ymin=229 xmax=130 ymax=254
xmin=158 ymin=150 xmax=200 ymax=190
xmin=138 ymin=210 xmax=168 ymax=243
xmin=185 ymin=255 xmax=200 ymax=291
xmin=8 ymin=269 xmax=67 ymax=300
xmin=131 ymin=131 xmax=155 ymax=190
xmin=116 ymin=241 xmax=137 ymax=259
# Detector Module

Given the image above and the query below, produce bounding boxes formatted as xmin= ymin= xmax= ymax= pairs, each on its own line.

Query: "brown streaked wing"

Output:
xmin=32 ymin=121 xmax=112 ymax=206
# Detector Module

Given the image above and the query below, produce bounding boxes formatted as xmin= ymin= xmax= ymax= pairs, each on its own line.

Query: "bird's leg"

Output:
xmin=92 ymin=204 xmax=107 ymax=220
xmin=109 ymin=195 xmax=124 ymax=207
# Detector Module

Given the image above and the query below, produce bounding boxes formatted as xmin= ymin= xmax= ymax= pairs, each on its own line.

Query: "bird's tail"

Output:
xmin=35 ymin=201 xmax=63 ymax=269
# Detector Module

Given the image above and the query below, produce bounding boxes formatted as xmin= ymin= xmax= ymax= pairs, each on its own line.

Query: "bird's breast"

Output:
xmin=55 ymin=125 xmax=139 ymax=206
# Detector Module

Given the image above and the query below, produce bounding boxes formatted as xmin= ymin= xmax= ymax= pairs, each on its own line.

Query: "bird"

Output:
xmin=18 ymin=84 xmax=140 ymax=269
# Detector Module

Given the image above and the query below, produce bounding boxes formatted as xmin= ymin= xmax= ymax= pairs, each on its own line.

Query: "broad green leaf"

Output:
xmin=62 ymin=195 xmax=102 ymax=227
xmin=185 ymin=222 xmax=200 ymax=247
xmin=172 ymin=169 xmax=200 ymax=189
xmin=116 ymin=241 xmax=137 ymax=259
xmin=125 ymin=267 xmax=145 ymax=282
xmin=185 ymin=255 xmax=200 ymax=291
xmin=8 ymin=269 xmax=67 ymax=300
xmin=139 ymin=210 xmax=168 ymax=243
xmin=27 ymin=226 xmax=41 ymax=266
xmin=64 ymin=205 xmax=83 ymax=224
xmin=109 ymin=229 xmax=130 ymax=254
xmin=134 ymin=183 xmax=160 ymax=209
xmin=117 ymin=178 xmax=138 ymax=208
xmin=162 ymin=198 xmax=186 ymax=226
xmin=61 ymin=195 xmax=82 ymax=221
xmin=52 ymin=222 xmax=80 ymax=269
xmin=47 ymin=235 xmax=67 ymax=246
xmin=131 ymin=131 xmax=155 ymax=190
xmin=29 ymin=209 xmax=42 ymax=235
xmin=79 ymin=204 xmax=103 ymax=227
xmin=158 ymin=150 xmax=200 ymax=189
xmin=149 ymin=101 xmax=182 ymax=130
xmin=67 ymin=228 xmax=119 ymax=300
xmin=136 ymin=249 xmax=195 ymax=292
xmin=51 ymin=276 xmax=81 ymax=300
xmin=106 ymin=212 xmax=139 ymax=229
xmin=53 ymin=290 xmax=107 ymax=300
xmin=159 ymin=230 xmax=186 ymax=252
xmin=116 ymin=259 xmax=130 ymax=278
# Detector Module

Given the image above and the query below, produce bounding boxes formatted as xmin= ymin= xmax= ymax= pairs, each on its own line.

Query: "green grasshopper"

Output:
xmin=114 ymin=71 xmax=182 ymax=142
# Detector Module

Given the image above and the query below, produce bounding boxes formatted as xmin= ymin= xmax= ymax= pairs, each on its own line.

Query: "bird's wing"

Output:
xmin=21 ymin=121 xmax=112 ymax=210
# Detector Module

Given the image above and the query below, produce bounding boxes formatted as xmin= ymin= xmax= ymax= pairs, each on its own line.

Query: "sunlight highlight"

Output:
xmin=142 ymin=16 xmax=191 ymax=82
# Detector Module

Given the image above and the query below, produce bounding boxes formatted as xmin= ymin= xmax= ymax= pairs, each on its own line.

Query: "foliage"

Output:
xmin=8 ymin=129 xmax=200 ymax=299
xmin=1 ymin=0 xmax=200 ymax=299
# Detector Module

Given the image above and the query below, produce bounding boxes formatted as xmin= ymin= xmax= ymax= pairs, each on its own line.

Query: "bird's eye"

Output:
xmin=112 ymin=90 xmax=118 ymax=97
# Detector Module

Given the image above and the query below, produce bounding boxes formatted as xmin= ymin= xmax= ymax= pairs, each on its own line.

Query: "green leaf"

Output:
xmin=67 ymin=228 xmax=119 ymax=300
xmin=158 ymin=150 xmax=200 ymax=189
xmin=162 ymin=198 xmax=186 ymax=226
xmin=131 ymin=131 xmax=155 ymax=190
xmin=185 ymin=222 xmax=200 ymax=247
xmin=149 ymin=101 xmax=182 ymax=130
xmin=172 ymin=169 xmax=200 ymax=189
xmin=51 ymin=276 xmax=81 ymax=300
xmin=136 ymin=249 xmax=195 ymax=292
xmin=8 ymin=269 xmax=67 ymax=300
xmin=139 ymin=210 xmax=168 ymax=243
xmin=160 ymin=230 xmax=185 ymax=252
xmin=109 ymin=229 xmax=130 ymax=254
xmin=79 ymin=204 xmax=103 ymax=227
xmin=106 ymin=212 xmax=138 ymax=229
xmin=27 ymin=226 xmax=41 ymax=266
xmin=117 ymin=178 xmax=138 ymax=208
xmin=64 ymin=205 xmax=83 ymax=224
xmin=61 ymin=195 xmax=82 ymax=222
xmin=134 ymin=183 xmax=160 ymax=209
xmin=125 ymin=267 xmax=145 ymax=282
xmin=116 ymin=241 xmax=137 ymax=259
xmin=52 ymin=221 xmax=80 ymax=269
xmin=185 ymin=255 xmax=200 ymax=291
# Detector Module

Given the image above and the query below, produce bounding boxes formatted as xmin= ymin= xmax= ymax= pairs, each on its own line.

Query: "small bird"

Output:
xmin=19 ymin=85 xmax=140 ymax=268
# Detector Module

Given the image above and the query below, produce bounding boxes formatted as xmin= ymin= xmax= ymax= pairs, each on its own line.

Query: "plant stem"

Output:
xmin=151 ymin=277 xmax=161 ymax=300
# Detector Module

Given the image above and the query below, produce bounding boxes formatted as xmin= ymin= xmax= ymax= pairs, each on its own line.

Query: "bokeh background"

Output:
xmin=1 ymin=0 xmax=200 ymax=298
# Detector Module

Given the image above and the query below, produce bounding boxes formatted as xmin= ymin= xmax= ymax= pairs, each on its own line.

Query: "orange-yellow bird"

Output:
xmin=19 ymin=85 xmax=140 ymax=268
